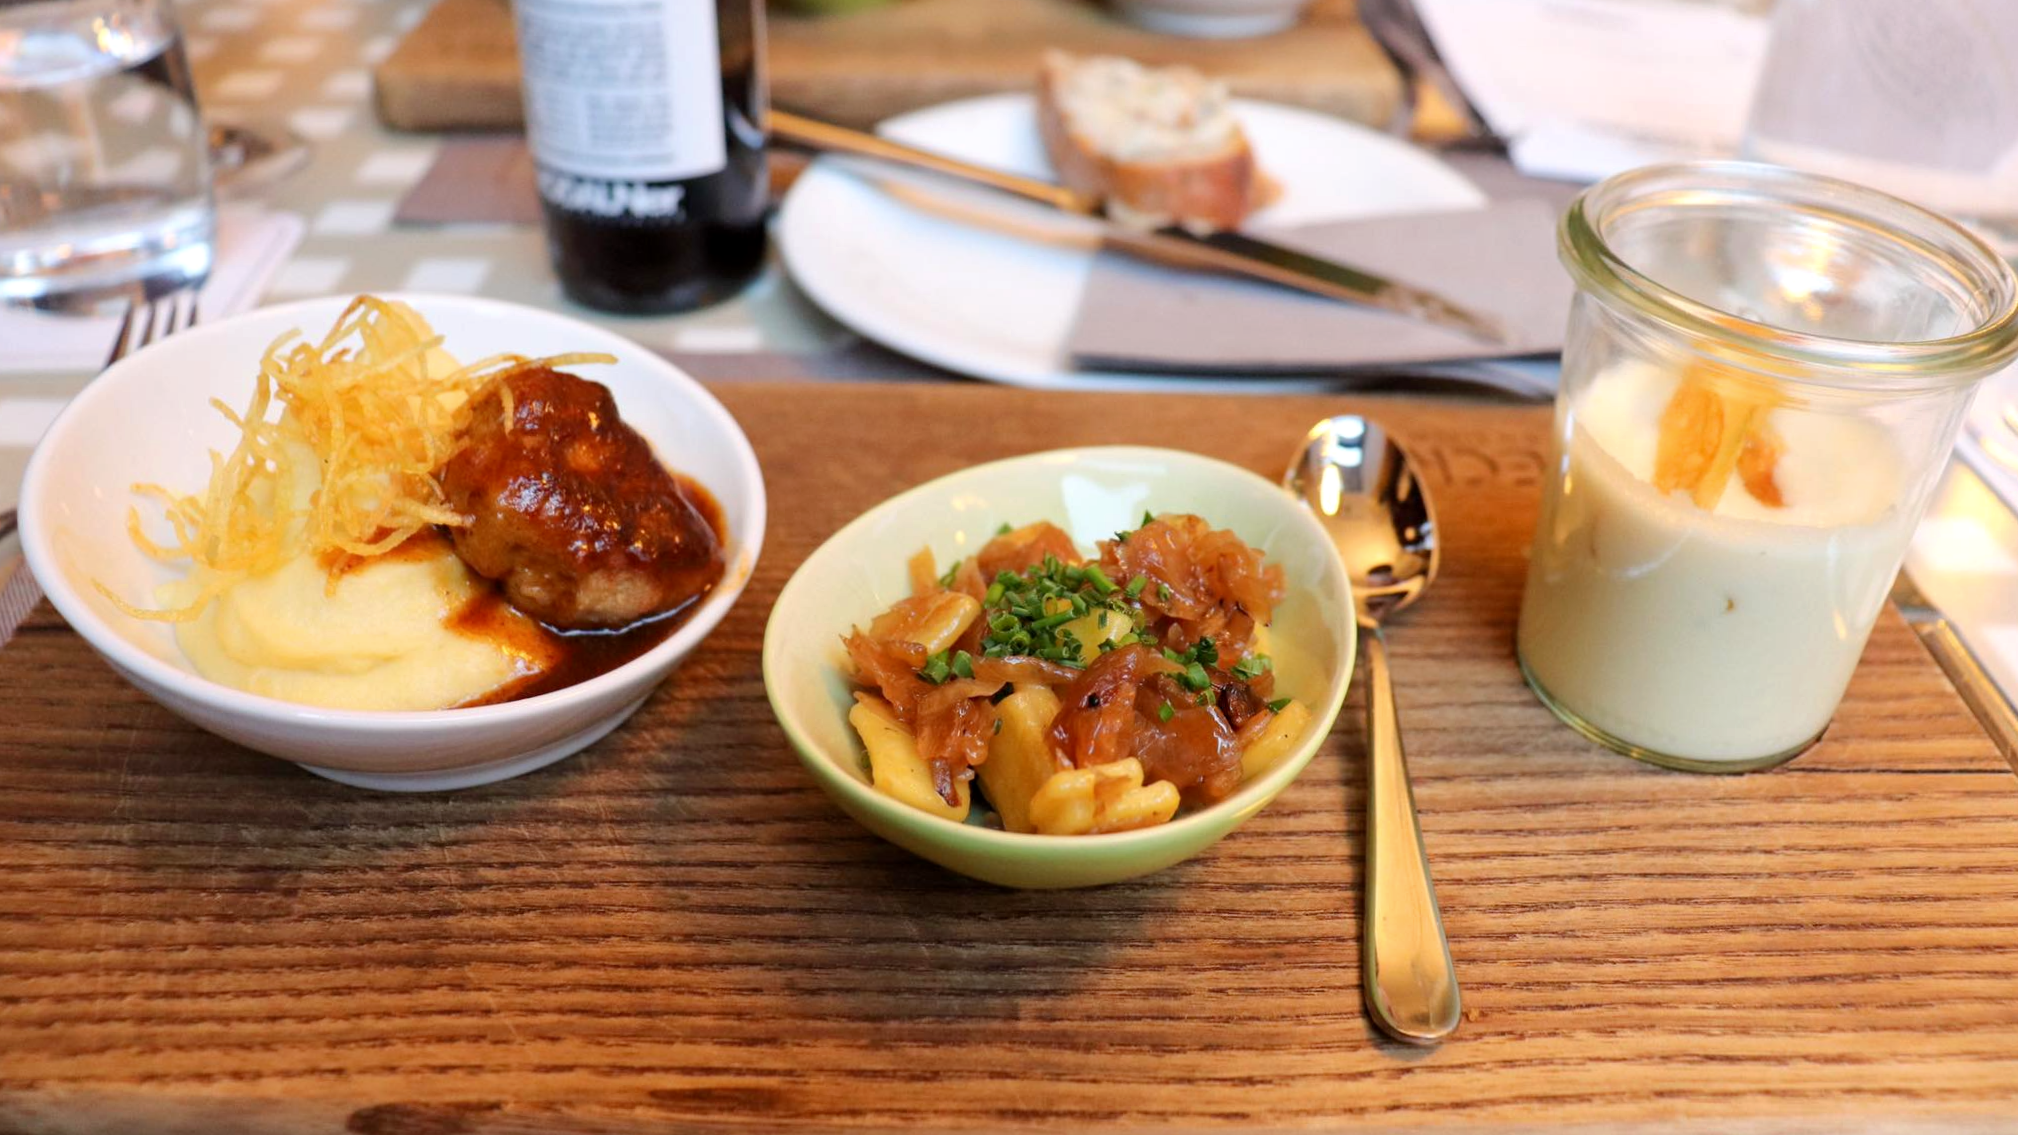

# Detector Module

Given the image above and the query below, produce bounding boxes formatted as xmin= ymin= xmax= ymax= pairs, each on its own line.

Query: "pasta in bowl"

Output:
xmin=763 ymin=447 xmax=1356 ymax=888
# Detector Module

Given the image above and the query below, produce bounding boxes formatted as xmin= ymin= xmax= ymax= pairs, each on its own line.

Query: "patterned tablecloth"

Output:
xmin=5 ymin=0 xmax=2018 ymax=739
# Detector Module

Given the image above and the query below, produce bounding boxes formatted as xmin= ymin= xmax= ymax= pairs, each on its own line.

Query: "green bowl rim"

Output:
xmin=761 ymin=444 xmax=1357 ymax=859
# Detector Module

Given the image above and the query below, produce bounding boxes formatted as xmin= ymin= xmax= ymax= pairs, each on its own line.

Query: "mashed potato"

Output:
xmin=162 ymin=533 xmax=552 ymax=711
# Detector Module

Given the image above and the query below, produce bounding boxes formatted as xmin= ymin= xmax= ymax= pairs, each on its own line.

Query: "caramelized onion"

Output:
xmin=919 ymin=677 xmax=1006 ymax=716
xmin=977 ymin=521 xmax=1082 ymax=579
xmin=843 ymin=630 xmax=930 ymax=724
xmin=1047 ymin=645 xmax=1174 ymax=770
xmin=972 ymin=655 xmax=1080 ymax=687
xmin=914 ymin=696 xmax=993 ymax=805
xmin=1101 ymin=514 xmax=1286 ymax=636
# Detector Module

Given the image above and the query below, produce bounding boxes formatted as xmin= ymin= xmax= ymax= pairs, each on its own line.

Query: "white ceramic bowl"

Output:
xmin=19 ymin=294 xmax=766 ymax=791
xmin=1110 ymin=0 xmax=1311 ymax=38
xmin=764 ymin=447 xmax=1356 ymax=888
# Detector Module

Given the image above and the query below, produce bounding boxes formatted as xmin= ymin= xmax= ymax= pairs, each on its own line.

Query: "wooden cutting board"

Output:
xmin=3 ymin=383 xmax=2017 ymax=1133
xmin=373 ymin=0 xmax=1404 ymax=131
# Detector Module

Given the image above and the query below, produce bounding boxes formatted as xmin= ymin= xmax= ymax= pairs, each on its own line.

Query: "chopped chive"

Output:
xmin=1162 ymin=647 xmax=1183 ymax=663
xmin=1124 ymin=574 xmax=1148 ymax=599
xmin=1141 ymin=510 xmax=1155 ymax=527
xmin=920 ymin=652 xmax=951 ymax=684
xmin=1232 ymin=654 xmax=1273 ymax=680
xmin=989 ymin=613 xmax=1018 ymax=634
xmin=938 ymin=559 xmax=962 ymax=588
xmin=1157 ymin=702 xmax=1174 ymax=723
xmin=951 ymin=650 xmax=974 ymax=679
xmin=1193 ymin=636 xmax=1218 ymax=666
xmin=996 ymin=570 xmax=1020 ymax=586
xmin=1267 ymin=696 xmax=1293 ymax=713
xmin=1182 ymin=661 xmax=1211 ymax=691
xmin=1157 ymin=583 xmax=1173 ymax=603
xmin=1031 ymin=610 xmax=1075 ymax=631
xmin=1084 ymin=564 xmax=1117 ymax=595
xmin=993 ymin=717 xmax=1003 ymax=734
xmin=1063 ymin=565 xmax=1086 ymax=587
xmin=1196 ymin=691 xmax=1213 ymax=706
xmin=1096 ymin=609 xmax=1109 ymax=629
xmin=996 ymin=522 xmax=1013 ymax=536
xmin=1112 ymin=633 xmax=1139 ymax=647
xmin=984 ymin=581 xmax=1005 ymax=605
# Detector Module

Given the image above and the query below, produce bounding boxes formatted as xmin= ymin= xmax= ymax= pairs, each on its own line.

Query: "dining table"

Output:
xmin=5 ymin=0 xmax=2018 ymax=1131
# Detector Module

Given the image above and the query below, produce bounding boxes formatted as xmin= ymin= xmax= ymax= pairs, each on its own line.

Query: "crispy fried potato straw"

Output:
xmin=100 ymin=295 xmax=615 ymax=621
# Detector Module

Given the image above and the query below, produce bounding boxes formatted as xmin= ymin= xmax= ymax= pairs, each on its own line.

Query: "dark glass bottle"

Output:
xmin=514 ymin=0 xmax=768 ymax=315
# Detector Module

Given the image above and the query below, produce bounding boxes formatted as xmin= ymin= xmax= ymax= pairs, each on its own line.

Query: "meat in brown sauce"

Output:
xmin=439 ymin=366 xmax=724 ymax=630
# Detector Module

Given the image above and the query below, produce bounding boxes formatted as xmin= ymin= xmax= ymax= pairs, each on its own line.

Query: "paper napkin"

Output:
xmin=1065 ymin=200 xmax=1570 ymax=380
xmin=0 ymin=206 xmax=305 ymax=375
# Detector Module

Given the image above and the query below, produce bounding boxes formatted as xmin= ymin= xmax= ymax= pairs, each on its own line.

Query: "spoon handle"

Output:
xmin=1358 ymin=621 xmax=1462 ymax=1044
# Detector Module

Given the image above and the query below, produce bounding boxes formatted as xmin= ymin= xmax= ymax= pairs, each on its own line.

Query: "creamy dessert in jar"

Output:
xmin=1522 ymin=162 xmax=2018 ymax=771
xmin=1519 ymin=358 xmax=1914 ymax=765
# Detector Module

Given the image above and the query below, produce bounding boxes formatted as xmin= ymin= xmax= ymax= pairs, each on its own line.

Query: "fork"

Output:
xmin=107 ymin=287 xmax=202 ymax=359
xmin=0 ymin=288 xmax=202 ymax=545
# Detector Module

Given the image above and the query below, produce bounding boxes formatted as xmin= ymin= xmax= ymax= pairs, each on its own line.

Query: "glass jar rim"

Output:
xmin=1560 ymin=161 xmax=2018 ymax=391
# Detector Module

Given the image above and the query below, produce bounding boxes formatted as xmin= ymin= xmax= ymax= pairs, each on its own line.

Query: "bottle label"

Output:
xmin=515 ymin=0 xmax=727 ymax=185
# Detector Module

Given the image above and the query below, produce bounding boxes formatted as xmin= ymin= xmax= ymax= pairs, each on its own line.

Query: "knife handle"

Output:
xmin=769 ymin=109 xmax=1100 ymax=217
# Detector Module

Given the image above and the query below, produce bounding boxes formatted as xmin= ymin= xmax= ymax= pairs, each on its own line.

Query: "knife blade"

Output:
xmin=769 ymin=109 xmax=1512 ymax=346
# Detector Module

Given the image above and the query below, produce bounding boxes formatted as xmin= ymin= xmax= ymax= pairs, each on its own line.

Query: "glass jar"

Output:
xmin=1519 ymin=161 xmax=2018 ymax=772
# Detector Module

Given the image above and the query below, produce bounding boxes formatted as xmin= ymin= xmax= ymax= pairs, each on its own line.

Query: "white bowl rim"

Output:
xmin=762 ymin=444 xmax=1357 ymax=851
xmin=19 ymin=292 xmax=769 ymax=731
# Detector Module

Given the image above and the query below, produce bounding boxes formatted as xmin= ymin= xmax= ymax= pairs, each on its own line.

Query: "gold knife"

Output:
xmin=770 ymin=109 xmax=1511 ymax=346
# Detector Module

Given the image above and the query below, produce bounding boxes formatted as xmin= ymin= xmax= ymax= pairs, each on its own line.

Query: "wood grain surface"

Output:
xmin=372 ymin=0 xmax=1403 ymax=132
xmin=3 ymin=383 xmax=2018 ymax=1135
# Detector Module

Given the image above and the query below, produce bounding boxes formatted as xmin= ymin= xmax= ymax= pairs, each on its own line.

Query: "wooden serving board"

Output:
xmin=373 ymin=0 xmax=1403 ymax=132
xmin=4 ymin=383 xmax=2018 ymax=1133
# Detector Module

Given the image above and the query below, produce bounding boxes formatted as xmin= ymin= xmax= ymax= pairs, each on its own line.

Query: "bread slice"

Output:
xmin=1036 ymin=51 xmax=1270 ymax=233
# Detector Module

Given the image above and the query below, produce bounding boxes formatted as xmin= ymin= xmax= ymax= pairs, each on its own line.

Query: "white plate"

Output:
xmin=777 ymin=93 xmax=1488 ymax=391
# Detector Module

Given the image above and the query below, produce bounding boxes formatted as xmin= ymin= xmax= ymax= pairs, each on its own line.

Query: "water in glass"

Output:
xmin=0 ymin=0 xmax=213 ymax=306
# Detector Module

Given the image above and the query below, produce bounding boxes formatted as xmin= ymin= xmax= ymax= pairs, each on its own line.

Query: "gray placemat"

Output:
xmin=1068 ymin=200 xmax=1570 ymax=374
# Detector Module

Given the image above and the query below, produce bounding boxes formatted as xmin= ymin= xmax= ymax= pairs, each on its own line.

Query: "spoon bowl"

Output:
xmin=1288 ymin=416 xmax=1437 ymax=621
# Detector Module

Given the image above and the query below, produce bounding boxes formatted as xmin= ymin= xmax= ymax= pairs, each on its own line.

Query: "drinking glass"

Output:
xmin=0 ymin=0 xmax=214 ymax=306
xmin=1520 ymin=162 xmax=2018 ymax=772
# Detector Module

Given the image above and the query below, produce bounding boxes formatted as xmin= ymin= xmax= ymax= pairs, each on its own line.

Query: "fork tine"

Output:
xmin=104 ymin=285 xmax=201 ymax=368
xmin=134 ymin=297 xmax=161 ymax=351
xmin=104 ymin=298 xmax=139 ymax=369
xmin=161 ymin=288 xmax=200 ymax=339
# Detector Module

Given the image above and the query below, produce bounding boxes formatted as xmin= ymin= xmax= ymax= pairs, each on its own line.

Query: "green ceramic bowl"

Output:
xmin=763 ymin=447 xmax=1356 ymax=888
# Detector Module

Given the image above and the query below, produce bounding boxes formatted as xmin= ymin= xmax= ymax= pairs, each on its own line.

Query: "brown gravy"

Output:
xmin=449 ymin=472 xmax=729 ymax=708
